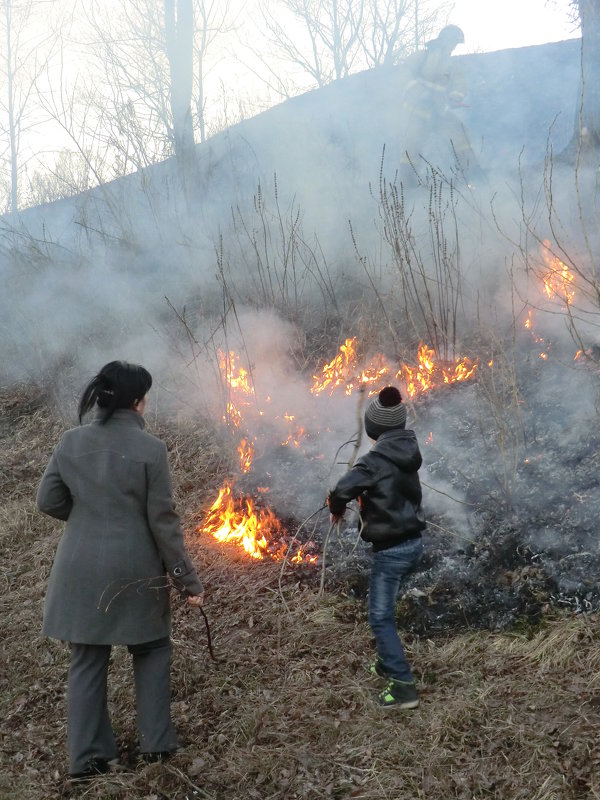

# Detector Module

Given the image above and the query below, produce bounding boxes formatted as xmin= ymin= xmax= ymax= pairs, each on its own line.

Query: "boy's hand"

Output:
xmin=327 ymin=494 xmax=344 ymax=524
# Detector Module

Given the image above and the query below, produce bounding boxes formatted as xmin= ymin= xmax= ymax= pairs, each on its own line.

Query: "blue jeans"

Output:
xmin=368 ymin=537 xmax=423 ymax=683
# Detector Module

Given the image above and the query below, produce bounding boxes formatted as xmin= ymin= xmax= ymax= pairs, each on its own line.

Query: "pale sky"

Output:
xmin=448 ymin=0 xmax=579 ymax=53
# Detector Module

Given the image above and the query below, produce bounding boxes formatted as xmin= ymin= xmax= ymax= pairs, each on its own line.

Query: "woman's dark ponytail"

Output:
xmin=78 ymin=361 xmax=153 ymax=424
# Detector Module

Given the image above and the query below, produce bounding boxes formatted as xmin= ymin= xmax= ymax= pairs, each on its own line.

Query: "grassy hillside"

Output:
xmin=2 ymin=385 xmax=600 ymax=799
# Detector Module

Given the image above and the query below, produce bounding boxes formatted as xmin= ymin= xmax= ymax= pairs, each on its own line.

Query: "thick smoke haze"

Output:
xmin=2 ymin=38 xmax=598 ymax=564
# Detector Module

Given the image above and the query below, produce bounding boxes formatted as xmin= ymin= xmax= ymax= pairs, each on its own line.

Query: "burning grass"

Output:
xmin=2 ymin=386 xmax=600 ymax=799
xmin=310 ymin=337 xmax=478 ymax=398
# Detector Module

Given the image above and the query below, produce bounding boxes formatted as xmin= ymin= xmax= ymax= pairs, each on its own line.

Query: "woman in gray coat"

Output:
xmin=37 ymin=361 xmax=204 ymax=780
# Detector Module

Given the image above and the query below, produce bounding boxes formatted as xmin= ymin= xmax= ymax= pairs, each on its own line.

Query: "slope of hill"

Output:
xmin=2 ymin=39 xmax=582 ymax=246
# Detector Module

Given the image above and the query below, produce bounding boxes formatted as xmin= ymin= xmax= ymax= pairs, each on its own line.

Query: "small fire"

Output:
xmin=220 ymin=350 xmax=253 ymax=394
xmin=400 ymin=344 xmax=478 ymax=397
xmin=238 ymin=438 xmax=254 ymax=474
xmin=310 ymin=339 xmax=477 ymax=399
xmin=198 ymin=480 xmax=317 ymax=563
xmin=540 ymin=240 xmax=576 ymax=304
xmin=310 ymin=337 xmax=361 ymax=395
xmin=199 ymin=480 xmax=273 ymax=559
xmin=524 ymin=309 xmax=551 ymax=359
xmin=220 ymin=350 xmax=254 ymax=428
xmin=207 ymin=348 xmax=319 ymax=563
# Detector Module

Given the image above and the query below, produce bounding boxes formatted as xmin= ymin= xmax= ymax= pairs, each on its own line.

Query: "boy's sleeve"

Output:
xmin=327 ymin=461 xmax=377 ymax=516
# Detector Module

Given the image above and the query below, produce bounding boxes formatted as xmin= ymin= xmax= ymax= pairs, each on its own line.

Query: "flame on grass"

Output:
xmin=198 ymin=480 xmax=317 ymax=563
xmin=237 ymin=438 xmax=254 ymax=474
xmin=310 ymin=337 xmax=390 ymax=396
xmin=201 ymin=351 xmax=317 ymax=563
xmin=311 ymin=338 xmax=478 ymax=398
xmin=524 ymin=309 xmax=552 ymax=360
xmin=199 ymin=480 xmax=273 ymax=559
xmin=220 ymin=350 xmax=254 ymax=428
xmin=402 ymin=343 xmax=477 ymax=396
xmin=540 ymin=240 xmax=576 ymax=304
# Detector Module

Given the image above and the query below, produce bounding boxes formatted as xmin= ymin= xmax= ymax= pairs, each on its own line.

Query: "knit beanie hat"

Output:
xmin=364 ymin=386 xmax=407 ymax=440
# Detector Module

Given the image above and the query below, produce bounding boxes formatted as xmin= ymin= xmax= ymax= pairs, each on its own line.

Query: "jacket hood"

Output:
xmin=370 ymin=428 xmax=422 ymax=471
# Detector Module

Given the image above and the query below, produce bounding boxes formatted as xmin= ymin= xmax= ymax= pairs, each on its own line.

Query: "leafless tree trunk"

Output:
xmin=193 ymin=0 xmax=236 ymax=143
xmin=165 ymin=0 xmax=196 ymax=173
xmin=577 ymin=0 xmax=600 ymax=143
xmin=560 ymin=0 xmax=598 ymax=161
xmin=0 ymin=0 xmax=58 ymax=213
xmin=80 ymin=0 xmax=233 ymax=187
xmin=4 ymin=0 xmax=17 ymax=212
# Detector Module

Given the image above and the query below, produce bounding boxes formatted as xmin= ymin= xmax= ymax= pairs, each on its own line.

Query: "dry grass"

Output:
xmin=2 ymin=387 xmax=600 ymax=800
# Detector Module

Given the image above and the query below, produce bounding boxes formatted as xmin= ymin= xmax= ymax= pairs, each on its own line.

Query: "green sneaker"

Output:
xmin=377 ymin=680 xmax=419 ymax=709
xmin=368 ymin=656 xmax=388 ymax=678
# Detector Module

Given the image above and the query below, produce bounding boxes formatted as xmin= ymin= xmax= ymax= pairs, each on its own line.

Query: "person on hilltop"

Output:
xmin=397 ymin=24 xmax=482 ymax=185
xmin=327 ymin=386 xmax=426 ymax=709
xmin=36 ymin=360 xmax=204 ymax=781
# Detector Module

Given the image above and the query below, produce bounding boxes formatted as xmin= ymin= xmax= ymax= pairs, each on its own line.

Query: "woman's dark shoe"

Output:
xmin=69 ymin=757 xmax=112 ymax=782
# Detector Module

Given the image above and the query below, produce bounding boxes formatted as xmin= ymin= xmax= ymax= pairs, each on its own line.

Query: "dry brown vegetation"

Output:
xmin=2 ymin=385 xmax=600 ymax=800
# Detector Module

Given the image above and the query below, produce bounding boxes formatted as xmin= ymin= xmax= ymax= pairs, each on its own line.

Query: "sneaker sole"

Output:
xmin=380 ymin=698 xmax=420 ymax=709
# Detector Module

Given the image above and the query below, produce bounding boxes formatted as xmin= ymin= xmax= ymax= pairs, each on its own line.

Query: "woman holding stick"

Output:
xmin=37 ymin=360 xmax=204 ymax=781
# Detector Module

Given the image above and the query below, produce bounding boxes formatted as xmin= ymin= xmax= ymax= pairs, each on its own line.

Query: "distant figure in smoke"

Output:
xmin=37 ymin=361 xmax=204 ymax=781
xmin=398 ymin=25 xmax=481 ymax=185
xmin=327 ymin=386 xmax=426 ymax=709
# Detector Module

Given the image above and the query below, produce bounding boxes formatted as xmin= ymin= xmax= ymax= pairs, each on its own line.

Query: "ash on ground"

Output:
xmin=316 ymin=346 xmax=600 ymax=636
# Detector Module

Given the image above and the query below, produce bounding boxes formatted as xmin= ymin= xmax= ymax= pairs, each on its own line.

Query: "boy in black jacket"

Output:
xmin=328 ymin=386 xmax=425 ymax=709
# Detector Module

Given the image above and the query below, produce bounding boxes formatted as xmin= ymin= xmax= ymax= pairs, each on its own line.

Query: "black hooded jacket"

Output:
xmin=328 ymin=429 xmax=426 ymax=551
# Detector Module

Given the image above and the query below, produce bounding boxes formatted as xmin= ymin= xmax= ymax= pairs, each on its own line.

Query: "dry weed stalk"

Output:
xmin=227 ymin=174 xmax=338 ymax=319
xmin=473 ymin=283 xmax=525 ymax=510
xmin=356 ymin=156 xmax=465 ymax=362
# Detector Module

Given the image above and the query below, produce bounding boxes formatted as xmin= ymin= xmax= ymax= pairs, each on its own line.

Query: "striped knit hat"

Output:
xmin=364 ymin=386 xmax=407 ymax=440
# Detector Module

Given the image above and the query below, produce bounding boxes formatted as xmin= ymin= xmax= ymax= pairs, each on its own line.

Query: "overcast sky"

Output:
xmin=449 ymin=0 xmax=579 ymax=53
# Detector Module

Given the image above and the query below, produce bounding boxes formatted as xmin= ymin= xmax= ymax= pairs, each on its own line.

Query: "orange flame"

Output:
xmin=540 ymin=241 xmax=575 ymax=304
xmin=311 ymin=337 xmax=359 ymax=395
xmin=311 ymin=339 xmax=477 ymax=399
xmin=220 ymin=350 xmax=254 ymax=428
xmin=199 ymin=480 xmax=276 ymax=559
xmin=220 ymin=350 xmax=253 ymax=394
xmin=524 ymin=309 xmax=551 ymax=359
xmin=198 ymin=480 xmax=317 ymax=563
xmin=238 ymin=438 xmax=254 ymax=474
xmin=401 ymin=343 xmax=478 ymax=397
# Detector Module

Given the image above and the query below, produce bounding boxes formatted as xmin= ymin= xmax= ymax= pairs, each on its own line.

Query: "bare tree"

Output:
xmin=25 ymin=147 xmax=97 ymax=205
xmin=0 ymin=0 xmax=62 ymax=213
xmin=193 ymin=0 xmax=236 ymax=143
xmin=80 ymin=0 xmax=235 ymax=178
xmin=246 ymin=0 xmax=449 ymax=98
xmin=357 ymin=0 xmax=413 ymax=68
xmin=165 ymin=0 xmax=195 ymax=177
xmin=357 ymin=0 xmax=447 ymax=68
xmin=255 ymin=0 xmax=366 ymax=90
xmin=575 ymin=0 xmax=600 ymax=145
xmin=561 ymin=0 xmax=596 ymax=161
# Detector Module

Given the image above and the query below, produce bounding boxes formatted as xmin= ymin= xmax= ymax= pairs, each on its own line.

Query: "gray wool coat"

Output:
xmin=37 ymin=409 xmax=203 ymax=645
